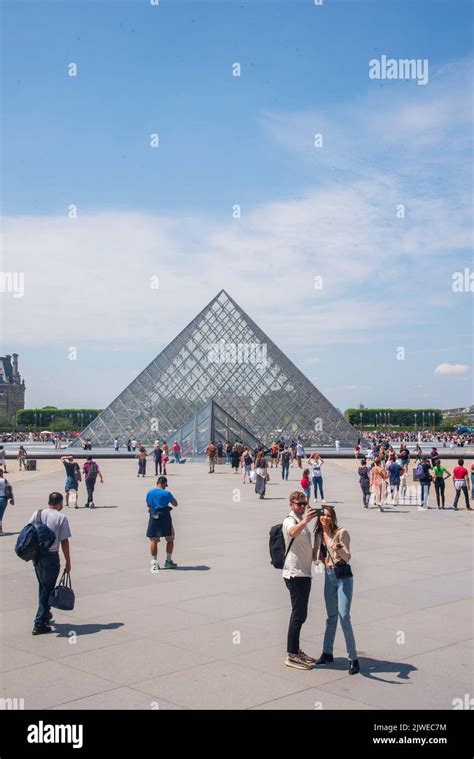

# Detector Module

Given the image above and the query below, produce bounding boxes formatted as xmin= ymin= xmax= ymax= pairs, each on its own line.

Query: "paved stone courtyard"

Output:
xmin=0 ymin=457 xmax=472 ymax=710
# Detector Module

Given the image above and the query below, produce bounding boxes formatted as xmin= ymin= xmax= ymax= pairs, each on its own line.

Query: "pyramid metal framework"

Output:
xmin=73 ymin=290 xmax=360 ymax=450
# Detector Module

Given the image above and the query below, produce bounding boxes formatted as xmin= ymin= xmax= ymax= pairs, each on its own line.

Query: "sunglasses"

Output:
xmin=292 ymin=500 xmax=307 ymax=506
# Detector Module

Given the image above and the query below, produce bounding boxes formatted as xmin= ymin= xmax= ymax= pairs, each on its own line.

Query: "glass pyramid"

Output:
xmin=73 ymin=289 xmax=360 ymax=448
xmin=166 ymin=399 xmax=262 ymax=456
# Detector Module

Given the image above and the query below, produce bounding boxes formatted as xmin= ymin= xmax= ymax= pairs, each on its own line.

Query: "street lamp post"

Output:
xmin=359 ymin=412 xmax=362 ymax=434
xmin=414 ymin=413 xmax=417 ymax=433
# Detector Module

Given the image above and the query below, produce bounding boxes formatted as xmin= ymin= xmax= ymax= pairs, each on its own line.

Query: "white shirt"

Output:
xmin=28 ymin=508 xmax=72 ymax=552
xmin=296 ymin=444 xmax=304 ymax=456
xmin=0 ymin=477 xmax=11 ymax=497
xmin=282 ymin=514 xmax=313 ymax=579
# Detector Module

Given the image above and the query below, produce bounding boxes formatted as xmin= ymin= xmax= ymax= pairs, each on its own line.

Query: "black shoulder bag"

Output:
xmin=325 ymin=534 xmax=353 ymax=579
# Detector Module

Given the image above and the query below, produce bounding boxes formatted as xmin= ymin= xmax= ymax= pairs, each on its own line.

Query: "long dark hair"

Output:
xmin=314 ymin=505 xmax=339 ymax=536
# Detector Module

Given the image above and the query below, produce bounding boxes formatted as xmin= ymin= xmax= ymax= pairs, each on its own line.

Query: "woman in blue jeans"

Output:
xmin=313 ymin=505 xmax=359 ymax=675
xmin=307 ymin=453 xmax=325 ymax=503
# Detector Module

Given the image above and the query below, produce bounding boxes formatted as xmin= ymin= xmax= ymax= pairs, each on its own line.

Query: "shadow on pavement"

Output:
xmin=359 ymin=656 xmax=417 ymax=683
xmin=172 ymin=565 xmax=211 ymax=571
xmin=53 ymin=622 xmax=125 ymax=637
xmin=313 ymin=657 xmax=416 ymax=683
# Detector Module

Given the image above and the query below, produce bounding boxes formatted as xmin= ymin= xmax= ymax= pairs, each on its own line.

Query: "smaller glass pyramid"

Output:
xmin=166 ymin=400 xmax=261 ymax=456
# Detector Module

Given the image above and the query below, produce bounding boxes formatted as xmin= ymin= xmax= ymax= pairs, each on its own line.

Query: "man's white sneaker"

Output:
xmin=150 ymin=560 xmax=159 ymax=573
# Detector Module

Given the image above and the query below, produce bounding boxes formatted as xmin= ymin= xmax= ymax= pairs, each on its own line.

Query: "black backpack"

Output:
xmin=15 ymin=509 xmax=56 ymax=562
xmin=86 ymin=462 xmax=98 ymax=480
xmin=269 ymin=517 xmax=296 ymax=569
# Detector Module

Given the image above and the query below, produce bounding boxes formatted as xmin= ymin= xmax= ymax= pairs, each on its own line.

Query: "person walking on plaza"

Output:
xmin=231 ymin=443 xmax=240 ymax=474
xmin=357 ymin=458 xmax=371 ymax=508
xmin=172 ymin=441 xmax=181 ymax=463
xmin=162 ymin=442 xmax=169 ymax=475
xmin=471 ymin=461 xmax=474 ymax=500
xmin=0 ymin=468 xmax=14 ymax=534
xmin=290 ymin=441 xmax=297 ymax=466
xmin=414 ymin=444 xmax=423 ymax=464
xmin=225 ymin=441 xmax=233 ymax=465
xmin=126 ymin=438 xmax=131 ymax=452
xmin=281 ymin=445 xmax=291 ymax=481
xmin=370 ymin=457 xmax=387 ymax=512
xmin=137 ymin=447 xmax=147 ymax=477
xmin=313 ymin=505 xmax=359 ymax=675
xmin=417 ymin=455 xmax=432 ymax=509
xmin=270 ymin=441 xmax=279 ymax=468
xmin=300 ymin=469 xmax=311 ymax=501
xmin=432 ymin=458 xmax=451 ymax=510
xmin=387 ymin=455 xmax=404 ymax=506
xmin=335 ymin=439 xmax=340 ymax=452
xmin=241 ymin=448 xmax=253 ymax=484
xmin=295 ymin=441 xmax=305 ymax=469
xmin=153 ymin=442 xmax=163 ymax=476
xmin=0 ymin=445 xmax=9 ymax=473
xmin=282 ymin=491 xmax=318 ymax=670
xmin=308 ymin=453 xmax=325 ymax=504
xmin=452 ymin=458 xmax=472 ymax=511
xmin=28 ymin=492 xmax=72 ymax=635
xmin=254 ymin=451 xmax=268 ymax=499
xmin=82 ymin=455 xmax=103 ymax=508
xmin=114 ymin=437 xmax=119 ymax=452
xmin=217 ymin=441 xmax=224 ymax=464
xmin=146 ymin=476 xmax=178 ymax=572
xmin=18 ymin=445 xmax=27 ymax=471
xmin=206 ymin=441 xmax=217 ymax=473
xmin=61 ymin=455 xmax=81 ymax=508
xmin=131 ymin=438 xmax=137 ymax=455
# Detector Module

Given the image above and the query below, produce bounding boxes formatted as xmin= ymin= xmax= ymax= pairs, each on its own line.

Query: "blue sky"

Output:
xmin=1 ymin=0 xmax=473 ymax=412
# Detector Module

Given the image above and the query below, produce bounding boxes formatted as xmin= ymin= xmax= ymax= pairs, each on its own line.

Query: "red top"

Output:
xmin=301 ymin=477 xmax=310 ymax=489
xmin=453 ymin=466 xmax=468 ymax=479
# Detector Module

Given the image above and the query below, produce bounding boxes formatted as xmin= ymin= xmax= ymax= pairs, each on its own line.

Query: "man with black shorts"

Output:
xmin=82 ymin=456 xmax=104 ymax=508
xmin=146 ymin=476 xmax=178 ymax=571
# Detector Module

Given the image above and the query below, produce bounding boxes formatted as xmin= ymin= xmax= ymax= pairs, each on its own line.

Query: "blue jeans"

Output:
xmin=0 ymin=495 xmax=8 ymax=523
xmin=471 ymin=473 xmax=474 ymax=498
xmin=312 ymin=476 xmax=324 ymax=500
xmin=281 ymin=462 xmax=289 ymax=480
xmin=174 ymin=453 xmax=180 ymax=463
xmin=420 ymin=482 xmax=431 ymax=507
xmin=33 ymin=551 xmax=60 ymax=626
xmin=323 ymin=568 xmax=357 ymax=661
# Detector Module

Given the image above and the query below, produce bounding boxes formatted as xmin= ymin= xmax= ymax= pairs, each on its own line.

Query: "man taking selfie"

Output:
xmin=282 ymin=491 xmax=318 ymax=670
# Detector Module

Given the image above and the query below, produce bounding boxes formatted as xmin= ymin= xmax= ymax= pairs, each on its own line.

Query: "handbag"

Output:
xmin=49 ymin=571 xmax=75 ymax=611
xmin=4 ymin=483 xmax=13 ymax=500
xmin=325 ymin=535 xmax=353 ymax=579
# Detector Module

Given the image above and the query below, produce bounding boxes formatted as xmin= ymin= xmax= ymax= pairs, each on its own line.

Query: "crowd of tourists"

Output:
xmin=3 ymin=429 xmax=473 ymax=676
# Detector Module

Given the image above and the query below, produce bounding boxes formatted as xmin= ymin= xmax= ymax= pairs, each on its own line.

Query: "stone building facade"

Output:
xmin=0 ymin=354 xmax=26 ymax=421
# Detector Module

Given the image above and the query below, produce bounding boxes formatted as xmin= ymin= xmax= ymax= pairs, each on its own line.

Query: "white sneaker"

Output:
xmin=150 ymin=560 xmax=159 ymax=573
xmin=322 ymin=499 xmax=326 ymax=504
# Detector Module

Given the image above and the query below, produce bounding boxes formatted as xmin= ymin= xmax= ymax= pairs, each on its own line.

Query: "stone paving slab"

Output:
xmin=132 ymin=660 xmax=310 ymax=710
xmin=51 ymin=688 xmax=185 ymax=710
xmin=0 ymin=457 xmax=472 ymax=710
xmin=59 ymin=638 xmax=216 ymax=685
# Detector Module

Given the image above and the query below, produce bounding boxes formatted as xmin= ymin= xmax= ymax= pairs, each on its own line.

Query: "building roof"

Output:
xmin=0 ymin=357 xmax=14 ymax=384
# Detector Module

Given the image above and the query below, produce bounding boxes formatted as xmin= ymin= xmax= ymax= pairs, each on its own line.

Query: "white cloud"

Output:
xmin=434 ymin=363 xmax=470 ymax=376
